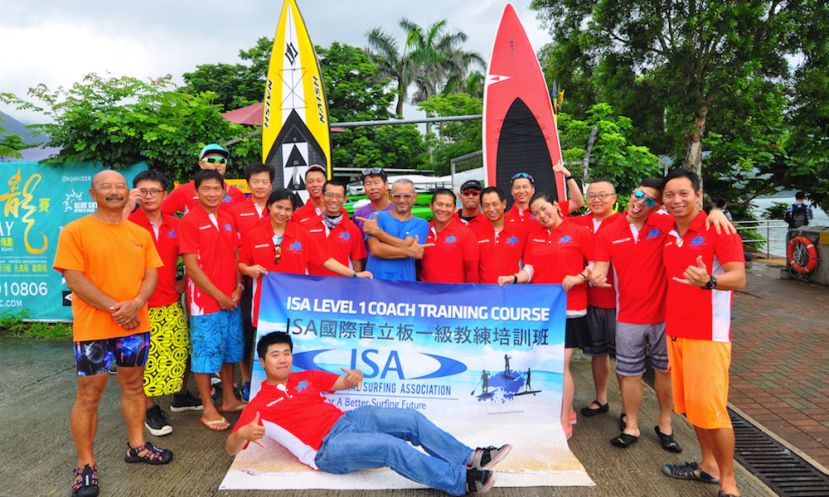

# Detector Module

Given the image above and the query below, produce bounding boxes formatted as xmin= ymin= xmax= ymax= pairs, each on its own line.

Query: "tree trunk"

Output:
xmin=683 ymin=104 xmax=708 ymax=190
xmin=395 ymin=80 xmax=405 ymax=118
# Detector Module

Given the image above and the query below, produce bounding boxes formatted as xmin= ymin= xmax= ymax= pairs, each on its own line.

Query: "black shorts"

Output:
xmin=565 ymin=316 xmax=589 ymax=349
xmin=582 ymin=306 xmax=617 ymax=357
xmin=240 ymin=278 xmax=256 ymax=360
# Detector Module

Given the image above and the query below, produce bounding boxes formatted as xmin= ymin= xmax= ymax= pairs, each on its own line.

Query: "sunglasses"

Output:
xmin=203 ymin=157 xmax=227 ymax=164
xmin=273 ymin=244 xmax=282 ymax=265
xmin=361 ymin=167 xmax=385 ymax=175
xmin=633 ymin=189 xmax=657 ymax=208
xmin=461 ymin=190 xmax=481 ymax=197
xmin=392 ymin=193 xmax=415 ymax=200
xmin=511 ymin=172 xmax=534 ymax=183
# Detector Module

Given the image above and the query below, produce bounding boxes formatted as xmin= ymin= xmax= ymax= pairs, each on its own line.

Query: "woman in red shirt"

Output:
xmin=498 ymin=193 xmax=594 ymax=440
xmin=239 ymin=189 xmax=371 ymax=327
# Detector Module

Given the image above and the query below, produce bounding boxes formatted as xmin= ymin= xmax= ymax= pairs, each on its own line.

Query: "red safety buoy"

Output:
xmin=787 ymin=236 xmax=819 ymax=274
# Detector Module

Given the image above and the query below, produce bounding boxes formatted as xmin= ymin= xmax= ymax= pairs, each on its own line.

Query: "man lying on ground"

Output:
xmin=227 ymin=331 xmax=510 ymax=495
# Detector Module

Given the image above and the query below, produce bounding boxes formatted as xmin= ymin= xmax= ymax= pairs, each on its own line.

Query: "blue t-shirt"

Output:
xmin=366 ymin=211 xmax=429 ymax=281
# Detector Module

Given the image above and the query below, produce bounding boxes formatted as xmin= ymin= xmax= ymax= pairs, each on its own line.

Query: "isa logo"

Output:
xmin=689 ymin=235 xmax=705 ymax=248
xmin=646 ymin=228 xmax=660 ymax=240
xmin=506 ymin=235 xmax=518 ymax=246
xmin=224 ymin=223 xmax=232 ymax=232
xmin=338 ymin=232 xmax=351 ymax=241
xmin=289 ymin=241 xmax=303 ymax=252
xmin=168 ymin=229 xmax=176 ymax=239
xmin=445 ymin=235 xmax=457 ymax=244
xmin=559 ymin=235 xmax=573 ymax=245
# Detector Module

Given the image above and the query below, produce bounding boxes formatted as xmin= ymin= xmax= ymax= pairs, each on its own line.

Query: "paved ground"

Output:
xmin=730 ymin=260 xmax=829 ymax=470
xmin=0 ymin=337 xmax=774 ymax=497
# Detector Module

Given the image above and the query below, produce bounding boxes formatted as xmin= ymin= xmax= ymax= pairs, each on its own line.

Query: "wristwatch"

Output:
xmin=352 ymin=272 xmax=358 ymax=278
xmin=703 ymin=275 xmax=717 ymax=290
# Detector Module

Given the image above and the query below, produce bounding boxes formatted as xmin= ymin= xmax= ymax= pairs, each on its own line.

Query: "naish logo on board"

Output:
xmin=285 ymin=42 xmax=299 ymax=65
xmin=293 ymin=348 xmax=467 ymax=380
xmin=313 ymin=75 xmax=325 ymax=124
xmin=264 ymin=79 xmax=273 ymax=128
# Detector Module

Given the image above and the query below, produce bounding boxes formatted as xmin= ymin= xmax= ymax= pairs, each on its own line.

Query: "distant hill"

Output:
xmin=0 ymin=111 xmax=48 ymax=145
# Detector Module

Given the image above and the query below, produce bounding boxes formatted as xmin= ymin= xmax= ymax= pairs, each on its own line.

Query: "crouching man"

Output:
xmin=227 ymin=332 xmax=510 ymax=495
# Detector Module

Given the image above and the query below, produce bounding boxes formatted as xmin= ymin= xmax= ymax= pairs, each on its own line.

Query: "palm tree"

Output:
xmin=366 ymin=28 xmax=414 ymax=118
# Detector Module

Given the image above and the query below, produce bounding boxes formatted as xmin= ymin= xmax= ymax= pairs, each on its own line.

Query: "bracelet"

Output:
xmin=564 ymin=175 xmax=572 ymax=181
xmin=237 ymin=283 xmax=245 ymax=289
xmin=512 ymin=274 xmax=518 ymax=284
xmin=578 ymin=273 xmax=588 ymax=281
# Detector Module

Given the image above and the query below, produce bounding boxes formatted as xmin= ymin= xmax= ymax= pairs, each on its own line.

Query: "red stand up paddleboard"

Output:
xmin=483 ymin=4 xmax=566 ymax=207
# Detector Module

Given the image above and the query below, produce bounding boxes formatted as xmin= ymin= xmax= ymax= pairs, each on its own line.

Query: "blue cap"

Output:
xmin=199 ymin=143 xmax=229 ymax=160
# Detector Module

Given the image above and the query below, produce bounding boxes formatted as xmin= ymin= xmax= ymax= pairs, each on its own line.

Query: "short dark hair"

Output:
xmin=662 ymin=168 xmax=700 ymax=192
xmin=715 ymin=198 xmax=727 ymax=209
xmin=133 ymin=169 xmax=167 ymax=190
xmin=639 ymin=177 xmax=663 ymax=193
xmin=530 ymin=192 xmax=558 ymax=207
xmin=322 ymin=180 xmax=347 ymax=195
xmin=256 ymin=332 xmax=293 ymax=359
xmin=194 ymin=169 xmax=224 ymax=189
xmin=244 ymin=163 xmax=275 ymax=182
xmin=480 ymin=186 xmax=506 ymax=203
xmin=266 ymin=188 xmax=296 ymax=209
xmin=795 ymin=191 xmax=806 ymax=200
xmin=587 ymin=178 xmax=616 ymax=192
xmin=431 ymin=188 xmax=456 ymax=205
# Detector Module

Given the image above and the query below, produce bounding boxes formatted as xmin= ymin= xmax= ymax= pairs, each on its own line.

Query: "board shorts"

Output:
xmin=565 ymin=316 xmax=589 ymax=349
xmin=582 ymin=306 xmax=616 ymax=357
xmin=668 ymin=336 xmax=732 ymax=429
xmin=615 ymin=321 xmax=668 ymax=376
xmin=74 ymin=331 xmax=150 ymax=377
xmin=143 ymin=302 xmax=189 ymax=397
xmin=190 ymin=307 xmax=244 ymax=374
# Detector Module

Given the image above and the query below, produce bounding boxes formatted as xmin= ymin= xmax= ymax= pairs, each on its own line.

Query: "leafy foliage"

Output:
xmin=418 ymin=93 xmax=482 ymax=175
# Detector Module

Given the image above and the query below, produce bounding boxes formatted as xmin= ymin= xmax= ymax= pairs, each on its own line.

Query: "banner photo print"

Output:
xmin=221 ymin=274 xmax=593 ymax=489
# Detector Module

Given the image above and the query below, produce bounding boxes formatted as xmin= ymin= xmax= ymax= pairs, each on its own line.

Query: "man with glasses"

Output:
xmin=504 ymin=164 xmax=584 ymax=227
xmin=455 ymin=179 xmax=484 ymax=226
xmin=179 ymin=170 xmax=246 ymax=433
xmin=362 ymin=179 xmax=431 ymax=281
xmin=292 ymin=165 xmax=335 ymax=225
xmin=305 ymin=180 xmax=367 ymax=276
xmin=570 ymin=180 xmax=624 ymax=421
xmin=354 ymin=168 xmax=392 ymax=233
xmin=162 ymin=144 xmax=245 ymax=216
xmin=55 ymin=170 xmax=171 ymax=497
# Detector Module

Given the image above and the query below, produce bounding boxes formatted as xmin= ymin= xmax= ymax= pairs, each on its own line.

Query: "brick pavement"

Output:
xmin=731 ymin=261 xmax=829 ymax=469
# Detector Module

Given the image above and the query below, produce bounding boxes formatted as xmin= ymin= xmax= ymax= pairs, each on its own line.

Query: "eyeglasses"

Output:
xmin=273 ymin=244 xmax=282 ymax=265
xmin=203 ymin=157 xmax=227 ymax=164
xmin=511 ymin=172 xmax=534 ymax=183
xmin=392 ymin=193 xmax=415 ymax=200
xmin=138 ymin=188 xmax=164 ymax=197
xmin=323 ymin=193 xmax=345 ymax=200
xmin=586 ymin=192 xmax=616 ymax=202
xmin=461 ymin=190 xmax=480 ymax=197
xmin=633 ymin=189 xmax=657 ymax=208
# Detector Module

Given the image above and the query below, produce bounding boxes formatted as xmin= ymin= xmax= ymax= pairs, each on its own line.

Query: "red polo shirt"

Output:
xmin=454 ymin=211 xmax=485 ymax=229
xmin=470 ymin=220 xmax=527 ymax=284
xmin=570 ymin=212 xmax=624 ymax=309
xmin=595 ymin=212 xmax=674 ymax=324
xmin=179 ymin=205 xmax=240 ymax=316
xmin=128 ymin=209 xmax=181 ymax=308
xmin=304 ymin=218 xmax=366 ymax=277
xmin=505 ymin=200 xmax=569 ymax=229
xmin=230 ymin=198 xmax=268 ymax=237
xmin=662 ymin=211 xmax=744 ymax=342
xmin=421 ymin=218 xmax=480 ymax=283
xmin=240 ymin=220 xmax=330 ymax=326
xmin=161 ymin=180 xmax=245 ymax=216
xmin=523 ymin=219 xmax=594 ymax=313
xmin=292 ymin=200 xmax=349 ymax=226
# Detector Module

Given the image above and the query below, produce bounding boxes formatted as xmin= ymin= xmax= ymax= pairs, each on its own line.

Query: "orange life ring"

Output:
xmin=788 ymin=236 xmax=818 ymax=274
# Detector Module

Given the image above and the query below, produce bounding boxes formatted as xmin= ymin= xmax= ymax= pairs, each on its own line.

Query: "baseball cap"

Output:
xmin=199 ymin=143 xmax=229 ymax=160
xmin=460 ymin=179 xmax=483 ymax=192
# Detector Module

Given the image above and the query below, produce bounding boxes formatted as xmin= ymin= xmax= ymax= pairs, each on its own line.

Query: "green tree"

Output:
xmin=366 ymin=27 xmax=415 ymax=118
xmin=531 ymin=0 xmax=801 ymax=183
xmin=7 ymin=74 xmax=259 ymax=182
xmin=418 ymin=93 xmax=482 ymax=175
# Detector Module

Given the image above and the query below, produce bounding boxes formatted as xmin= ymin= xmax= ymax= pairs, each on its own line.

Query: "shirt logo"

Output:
xmin=199 ymin=225 xmax=212 ymax=230
xmin=558 ymin=235 xmax=573 ymax=245
xmin=168 ymin=230 xmax=176 ymax=239
xmin=689 ymin=235 xmax=705 ymax=248
xmin=338 ymin=232 xmax=351 ymax=241
xmin=444 ymin=235 xmax=457 ymax=244
xmin=223 ymin=195 xmax=231 ymax=203
xmin=224 ymin=223 xmax=232 ymax=232
xmin=296 ymin=380 xmax=309 ymax=393
xmin=646 ymin=228 xmax=661 ymax=240
xmin=612 ymin=237 xmax=631 ymax=244
xmin=289 ymin=241 xmax=303 ymax=252
xmin=506 ymin=235 xmax=518 ymax=246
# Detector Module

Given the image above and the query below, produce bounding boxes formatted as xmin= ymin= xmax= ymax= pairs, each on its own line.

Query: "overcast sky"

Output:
xmin=0 ymin=0 xmax=552 ymax=124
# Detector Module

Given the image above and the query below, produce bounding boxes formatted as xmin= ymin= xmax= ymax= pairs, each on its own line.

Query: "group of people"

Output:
xmin=55 ymin=143 xmax=746 ymax=497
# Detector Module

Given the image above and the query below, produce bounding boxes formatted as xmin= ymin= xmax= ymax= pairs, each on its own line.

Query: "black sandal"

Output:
xmin=655 ymin=426 xmax=683 ymax=453
xmin=610 ymin=432 xmax=639 ymax=448
xmin=580 ymin=400 xmax=609 ymax=417
xmin=124 ymin=442 xmax=173 ymax=465
xmin=619 ymin=412 xmax=627 ymax=431
xmin=72 ymin=464 xmax=99 ymax=497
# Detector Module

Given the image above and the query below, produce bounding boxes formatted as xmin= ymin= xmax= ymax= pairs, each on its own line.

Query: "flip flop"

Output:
xmin=610 ymin=432 xmax=639 ymax=448
xmin=200 ymin=416 xmax=230 ymax=432
xmin=220 ymin=403 xmax=247 ymax=413
xmin=655 ymin=426 xmax=683 ymax=453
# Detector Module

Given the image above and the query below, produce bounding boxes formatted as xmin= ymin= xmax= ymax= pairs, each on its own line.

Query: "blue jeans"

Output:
xmin=315 ymin=407 xmax=474 ymax=496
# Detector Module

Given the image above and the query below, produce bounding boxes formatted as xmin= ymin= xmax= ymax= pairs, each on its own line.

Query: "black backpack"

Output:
xmin=786 ymin=203 xmax=809 ymax=229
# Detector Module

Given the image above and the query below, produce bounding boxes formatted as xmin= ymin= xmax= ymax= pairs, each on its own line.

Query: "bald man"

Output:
xmin=55 ymin=170 xmax=173 ymax=497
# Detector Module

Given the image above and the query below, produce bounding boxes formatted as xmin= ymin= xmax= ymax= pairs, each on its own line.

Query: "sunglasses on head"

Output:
xmin=633 ymin=189 xmax=657 ymax=208
xmin=273 ymin=244 xmax=282 ymax=265
xmin=203 ymin=157 xmax=227 ymax=165
xmin=511 ymin=172 xmax=534 ymax=183
xmin=362 ymin=167 xmax=385 ymax=175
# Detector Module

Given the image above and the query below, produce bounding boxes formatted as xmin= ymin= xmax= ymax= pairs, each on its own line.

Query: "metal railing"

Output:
xmin=733 ymin=219 xmax=789 ymax=259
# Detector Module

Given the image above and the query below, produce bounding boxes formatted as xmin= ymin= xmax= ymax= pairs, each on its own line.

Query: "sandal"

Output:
xmin=124 ymin=441 xmax=173 ymax=465
xmin=655 ymin=426 xmax=683 ymax=453
xmin=580 ymin=400 xmax=609 ymax=417
xmin=619 ymin=412 xmax=627 ymax=431
xmin=662 ymin=462 xmax=719 ymax=484
xmin=200 ymin=416 xmax=230 ymax=432
xmin=72 ymin=464 xmax=99 ymax=497
xmin=610 ymin=432 xmax=639 ymax=448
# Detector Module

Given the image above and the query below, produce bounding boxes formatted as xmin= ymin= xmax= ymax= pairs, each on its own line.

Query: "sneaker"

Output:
xmin=469 ymin=444 xmax=512 ymax=470
xmin=466 ymin=468 xmax=495 ymax=494
xmin=210 ymin=376 xmax=222 ymax=402
xmin=239 ymin=381 xmax=251 ymax=402
xmin=72 ymin=464 xmax=99 ymax=497
xmin=170 ymin=391 xmax=203 ymax=412
xmin=144 ymin=405 xmax=173 ymax=436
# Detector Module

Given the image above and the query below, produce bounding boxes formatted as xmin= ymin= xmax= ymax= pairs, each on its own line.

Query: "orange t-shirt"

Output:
xmin=53 ymin=215 xmax=163 ymax=341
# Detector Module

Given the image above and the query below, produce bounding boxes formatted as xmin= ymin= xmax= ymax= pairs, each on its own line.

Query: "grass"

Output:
xmin=0 ymin=310 xmax=72 ymax=340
